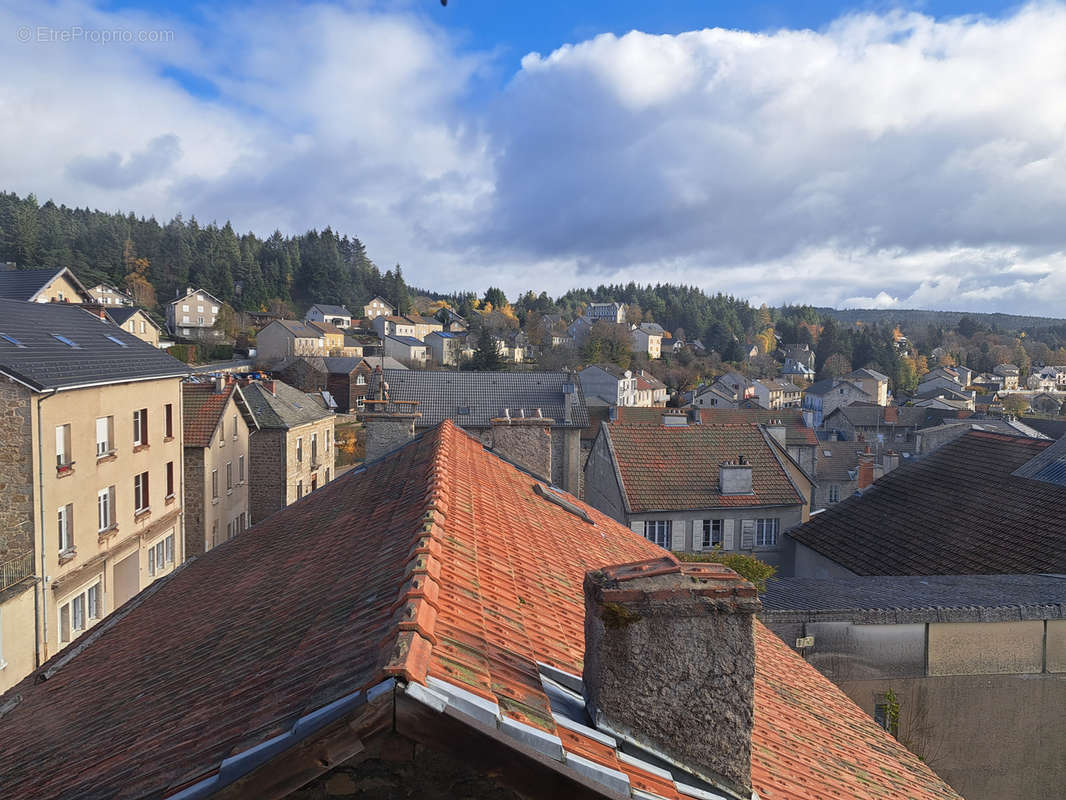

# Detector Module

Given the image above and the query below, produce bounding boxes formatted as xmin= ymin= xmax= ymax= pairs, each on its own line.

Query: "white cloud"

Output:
xmin=2 ymin=2 xmax=1066 ymax=314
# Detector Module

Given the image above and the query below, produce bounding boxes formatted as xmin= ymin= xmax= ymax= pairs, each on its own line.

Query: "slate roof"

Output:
xmin=375 ymin=369 xmax=589 ymax=429
xmin=848 ymin=367 xmax=889 ymax=382
xmin=761 ymin=574 xmax=1066 ymax=620
xmin=815 ymin=440 xmax=871 ymax=483
xmin=105 ymin=307 xmax=160 ymax=330
xmin=827 ymin=404 xmax=933 ymax=429
xmin=0 ymin=267 xmax=86 ymax=301
xmin=182 ymin=381 xmax=256 ymax=448
xmin=1021 ymin=416 xmax=1066 ymax=439
xmin=582 ymin=363 xmax=630 ymax=379
xmin=0 ymin=299 xmax=188 ymax=390
xmin=320 ymin=356 xmax=362 ymax=374
xmin=604 ymin=419 xmax=807 ymax=512
xmin=805 ymin=378 xmax=869 ymax=398
xmin=386 ymin=334 xmax=426 ymax=347
xmin=788 ymin=431 xmax=1066 ymax=575
xmin=309 ymin=303 xmax=352 ymax=317
xmin=269 ymin=319 xmax=323 ymax=338
xmin=0 ymin=421 xmax=960 ymax=800
xmin=241 ymin=379 xmax=334 ymax=429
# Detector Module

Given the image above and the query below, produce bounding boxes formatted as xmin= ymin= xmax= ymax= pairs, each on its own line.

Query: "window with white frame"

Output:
xmin=57 ymin=503 xmax=74 ymax=552
xmin=55 ymin=423 xmax=71 ymax=467
xmin=828 ymin=484 xmax=840 ymax=503
xmin=296 ymin=437 xmax=303 ymax=463
xmin=97 ymin=486 xmax=115 ymax=532
xmin=238 ymin=455 xmax=245 ymax=483
xmin=133 ymin=408 xmax=148 ymax=446
xmin=226 ymin=462 xmax=233 ymax=492
xmin=182 ymin=304 xmax=189 ymax=312
xmin=147 ymin=532 xmax=174 ymax=577
xmin=134 ymin=471 xmax=150 ymax=513
xmin=702 ymin=519 xmax=723 ymax=549
xmin=211 ymin=469 xmax=218 ymax=499
xmin=96 ymin=416 xmax=114 ymax=456
xmin=645 ymin=519 xmax=671 ymax=549
xmin=58 ymin=580 xmax=102 ymax=643
xmin=139 ymin=321 xmax=146 ymax=334
xmin=232 ymin=414 xmax=237 ymax=439
xmin=219 ymin=417 xmax=225 ymax=445
xmin=755 ymin=518 xmax=780 ymax=547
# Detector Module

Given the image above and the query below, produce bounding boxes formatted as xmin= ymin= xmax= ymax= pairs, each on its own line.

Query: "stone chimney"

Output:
xmin=490 ymin=410 xmax=553 ymax=483
xmin=583 ymin=557 xmax=760 ymax=798
xmin=883 ymin=450 xmax=900 ymax=474
xmin=214 ymin=375 xmax=225 ymax=394
xmin=857 ymin=446 xmax=875 ymax=489
xmin=362 ymin=369 xmax=420 ymax=462
xmin=562 ymin=378 xmax=576 ymax=424
xmin=719 ymin=455 xmax=753 ymax=495
xmin=765 ymin=420 xmax=787 ymax=448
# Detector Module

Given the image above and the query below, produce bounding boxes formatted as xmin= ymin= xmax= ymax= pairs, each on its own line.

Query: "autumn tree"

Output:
xmin=122 ymin=240 xmax=157 ymax=309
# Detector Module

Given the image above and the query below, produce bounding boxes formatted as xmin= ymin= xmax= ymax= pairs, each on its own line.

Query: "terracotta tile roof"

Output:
xmin=789 ymin=430 xmax=1066 ymax=575
xmin=0 ymin=422 xmax=960 ymax=800
xmin=182 ymin=381 xmax=238 ymax=447
xmin=605 ymin=418 xmax=807 ymax=512
xmin=617 ymin=407 xmax=817 ymax=448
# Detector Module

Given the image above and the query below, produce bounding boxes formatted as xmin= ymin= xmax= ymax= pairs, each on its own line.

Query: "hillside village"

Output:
xmin=0 ymin=254 xmax=1064 ymax=800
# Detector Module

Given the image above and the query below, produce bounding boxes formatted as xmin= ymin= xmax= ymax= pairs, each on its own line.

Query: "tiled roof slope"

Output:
xmin=815 ymin=440 xmax=871 ymax=482
xmin=617 ymin=407 xmax=817 ymax=448
xmin=0 ymin=267 xmax=69 ymax=300
xmin=241 ymin=379 xmax=333 ymax=429
xmin=606 ymin=420 xmax=806 ymax=512
xmin=0 ymin=299 xmax=188 ymax=390
xmin=789 ymin=431 xmax=1066 ymax=575
xmin=0 ymin=421 xmax=959 ymax=800
xmin=377 ymin=368 xmax=589 ymax=428
xmin=182 ymin=382 xmax=255 ymax=447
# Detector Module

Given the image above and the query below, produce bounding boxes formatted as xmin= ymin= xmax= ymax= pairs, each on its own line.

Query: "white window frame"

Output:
xmin=57 ymin=503 xmax=73 ymax=552
xmin=134 ymin=471 xmax=150 ymax=513
xmin=97 ymin=486 xmax=115 ymax=532
xmin=645 ymin=519 xmax=671 ymax=549
xmin=702 ymin=519 xmax=723 ymax=549
xmin=755 ymin=518 xmax=780 ymax=547
xmin=238 ymin=455 xmax=245 ymax=483
xmin=55 ymin=423 xmax=71 ymax=467
xmin=211 ymin=468 xmax=219 ymax=499
xmin=96 ymin=416 xmax=114 ymax=457
xmin=58 ymin=578 xmax=103 ymax=644
xmin=133 ymin=408 xmax=147 ymax=447
xmin=147 ymin=531 xmax=175 ymax=577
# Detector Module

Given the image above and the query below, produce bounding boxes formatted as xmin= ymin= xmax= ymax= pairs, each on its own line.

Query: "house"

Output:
xmin=1031 ymin=391 xmax=1063 ymax=415
xmin=633 ymin=369 xmax=668 ymax=407
xmin=0 ymin=266 xmax=93 ymax=304
xmin=690 ymin=383 xmax=739 ymax=409
xmin=713 ymin=371 xmax=755 ymax=403
xmin=781 ymin=358 xmax=816 ymax=383
xmin=631 ymin=322 xmax=663 ymax=359
xmin=365 ymin=369 xmax=588 ymax=494
xmin=812 ymin=441 xmax=901 ymax=509
xmin=780 ymin=343 xmax=815 ymax=370
xmin=0 ymin=420 xmax=963 ymax=800
xmin=306 ymin=320 xmax=346 ymax=354
xmin=752 ymin=378 xmax=800 ymax=410
xmin=846 ymin=368 xmax=890 ymax=406
xmin=362 ymin=295 xmax=394 ymax=320
xmin=384 ymin=334 xmax=428 ymax=366
xmin=166 ymin=287 xmax=224 ymax=338
xmin=993 ymin=363 xmax=1020 ymax=390
xmin=87 ymin=282 xmax=134 ymax=306
xmin=913 ymin=384 xmax=975 ymax=411
xmin=579 ymin=363 xmax=637 ymax=407
xmin=584 ymin=409 xmax=814 ymax=570
xmin=822 ymin=404 xmax=939 ymax=454
xmin=424 ymin=330 xmax=464 ymax=366
xmin=583 ymin=301 xmax=626 ymax=323
xmin=762 ymin=573 xmax=1066 ymax=800
xmin=916 ymin=367 xmax=964 ymax=396
xmin=306 ymin=303 xmax=353 ymax=329
xmin=182 ymin=378 xmax=257 ymax=556
xmin=0 ymin=299 xmax=188 ymax=692
xmin=787 ymin=430 xmax=1066 ymax=579
xmin=567 ymin=314 xmax=595 ymax=345
xmin=801 ymin=378 xmax=872 ymax=427
xmin=105 ymin=307 xmax=162 ymax=348
xmin=256 ymin=319 xmax=326 ymax=363
xmin=439 ymin=307 xmax=468 ymax=332
xmin=371 ymin=314 xmax=417 ymax=339
xmin=277 ymin=355 xmax=407 ymax=413
xmin=1032 ymin=365 xmax=1066 ymax=390
xmin=240 ymin=379 xmax=336 ymax=523
xmin=403 ymin=313 xmax=444 ymax=340
xmin=913 ymin=418 xmax=1049 ymax=455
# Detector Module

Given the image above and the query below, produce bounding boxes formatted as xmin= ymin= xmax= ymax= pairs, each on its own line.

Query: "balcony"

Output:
xmin=0 ymin=550 xmax=35 ymax=592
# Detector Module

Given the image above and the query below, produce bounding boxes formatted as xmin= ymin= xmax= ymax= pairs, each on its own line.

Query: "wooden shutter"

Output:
xmin=629 ymin=520 xmax=645 ymax=537
xmin=671 ymin=519 xmax=687 ymax=552
xmin=740 ymin=519 xmax=755 ymax=550
xmin=693 ymin=520 xmax=706 ymax=551
xmin=723 ymin=519 xmax=736 ymax=550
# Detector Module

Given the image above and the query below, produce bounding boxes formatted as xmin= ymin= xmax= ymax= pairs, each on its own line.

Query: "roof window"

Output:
xmin=534 ymin=483 xmax=593 ymax=524
xmin=105 ymin=335 xmax=129 ymax=348
xmin=51 ymin=334 xmax=81 ymax=349
xmin=0 ymin=332 xmax=24 ymax=347
xmin=457 ymin=406 xmax=471 ymax=415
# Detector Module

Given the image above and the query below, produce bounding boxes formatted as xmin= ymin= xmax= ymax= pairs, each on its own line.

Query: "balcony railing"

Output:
xmin=0 ymin=550 xmax=35 ymax=592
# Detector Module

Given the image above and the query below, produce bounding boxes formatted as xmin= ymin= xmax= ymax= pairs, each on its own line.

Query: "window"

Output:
xmin=211 ymin=520 xmax=220 ymax=548
xmin=238 ymin=455 xmax=245 ymax=483
xmin=356 ymin=374 xmax=366 ymax=386
xmin=182 ymin=315 xmax=189 ymax=323
xmin=133 ymin=408 xmax=148 ymax=446
xmin=182 ymin=304 xmax=189 ymax=312
xmin=211 ymin=469 xmax=218 ymax=499
xmin=296 ymin=437 xmax=303 ymax=463
xmin=55 ymin=423 xmax=71 ymax=467
xmin=297 ymin=480 xmax=303 ymax=499
xmin=97 ymin=486 xmax=115 ymax=531
xmin=197 ymin=305 xmax=204 ymax=313
xmin=58 ymin=503 xmax=74 ymax=552
xmin=311 ymin=475 xmax=318 ymax=492
xmin=166 ymin=461 xmax=174 ymax=498
xmin=311 ymin=433 xmax=318 ymax=464
xmin=134 ymin=471 xmax=150 ymax=513
xmin=211 ymin=306 xmax=219 ymax=314
xmin=198 ymin=316 xmax=204 ymax=326
xmin=755 ymin=518 xmax=780 ymax=547
xmin=702 ymin=519 xmax=723 ymax=549
xmin=232 ymin=414 xmax=238 ymax=440
xmin=148 ymin=532 xmax=175 ymax=577
xmin=96 ymin=416 xmax=114 ymax=456
xmin=828 ymin=484 xmax=840 ymax=504
xmin=139 ymin=321 xmax=146 ymax=334
xmin=51 ymin=333 xmax=80 ymax=348
xmin=106 ymin=335 xmax=129 ymax=347
xmin=325 ymin=468 xmax=330 ymax=482
xmin=164 ymin=404 xmax=173 ymax=439
xmin=226 ymin=462 xmax=233 ymax=492
xmin=58 ymin=581 xmax=102 ymax=643
xmin=645 ymin=520 xmax=671 ymax=549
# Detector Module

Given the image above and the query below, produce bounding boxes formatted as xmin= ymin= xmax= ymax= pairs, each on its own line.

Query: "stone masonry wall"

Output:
xmin=182 ymin=448 xmax=206 ymax=558
xmin=249 ymin=429 xmax=287 ymax=524
xmin=364 ymin=416 xmax=416 ymax=462
xmin=0 ymin=375 xmax=33 ymax=561
xmin=491 ymin=419 xmax=553 ymax=483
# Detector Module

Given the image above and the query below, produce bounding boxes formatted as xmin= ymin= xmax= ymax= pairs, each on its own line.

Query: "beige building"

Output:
xmin=88 ymin=283 xmax=134 ymax=306
xmin=182 ymin=379 xmax=257 ymax=557
xmin=0 ymin=299 xmax=188 ymax=691
xmin=241 ymin=379 xmax=336 ymax=523
xmin=108 ymin=307 xmax=162 ymax=348
xmin=362 ymin=295 xmax=394 ymax=320
xmin=847 ymin=368 xmax=891 ymax=406
xmin=167 ymin=287 xmax=223 ymax=338
xmin=631 ymin=322 xmax=663 ymax=359
xmin=0 ymin=266 xmax=92 ymax=304
xmin=306 ymin=320 xmax=346 ymax=354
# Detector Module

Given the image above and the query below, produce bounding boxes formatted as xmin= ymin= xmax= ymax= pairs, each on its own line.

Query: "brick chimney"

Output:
xmin=261 ymin=380 xmax=276 ymax=396
xmin=857 ymin=446 xmax=875 ymax=489
xmin=884 ymin=405 xmax=898 ymax=423
xmin=719 ymin=455 xmax=753 ymax=495
xmin=583 ymin=557 xmax=760 ymax=798
xmin=490 ymin=410 xmax=553 ymax=483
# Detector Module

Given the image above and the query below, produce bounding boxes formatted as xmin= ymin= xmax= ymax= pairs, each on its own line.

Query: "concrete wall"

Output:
xmin=0 ymin=580 xmax=37 ymax=694
xmin=35 ymin=272 xmax=85 ymax=303
xmin=784 ymin=539 xmax=860 ymax=578
xmin=583 ymin=431 xmax=627 ymax=522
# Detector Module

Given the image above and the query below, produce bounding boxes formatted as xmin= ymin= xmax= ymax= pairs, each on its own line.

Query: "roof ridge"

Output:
xmin=379 ymin=421 xmax=456 ymax=685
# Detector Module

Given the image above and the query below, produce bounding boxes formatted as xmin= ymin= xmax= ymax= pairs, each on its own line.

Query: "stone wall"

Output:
xmin=491 ymin=419 xmax=552 ymax=483
xmin=249 ymin=430 xmax=286 ymax=524
xmin=364 ymin=415 xmax=416 ymax=462
xmin=0 ymin=375 xmax=33 ymax=561
xmin=183 ymin=448 xmax=206 ymax=557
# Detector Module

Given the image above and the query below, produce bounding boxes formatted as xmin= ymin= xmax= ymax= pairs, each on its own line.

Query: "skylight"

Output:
xmin=51 ymin=334 xmax=81 ymax=348
xmin=0 ymin=332 xmax=24 ymax=347
xmin=105 ymin=335 xmax=129 ymax=348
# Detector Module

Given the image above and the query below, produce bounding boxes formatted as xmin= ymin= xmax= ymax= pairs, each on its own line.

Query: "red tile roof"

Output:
xmin=182 ymin=381 xmax=236 ymax=447
xmin=605 ymin=420 xmax=807 ymax=512
xmin=619 ymin=407 xmax=818 ymax=447
xmin=0 ymin=421 xmax=960 ymax=800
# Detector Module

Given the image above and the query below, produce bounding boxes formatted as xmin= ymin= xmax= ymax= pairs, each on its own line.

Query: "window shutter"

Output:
xmin=671 ymin=519 xmax=687 ymax=552
xmin=723 ymin=519 xmax=736 ymax=550
xmin=629 ymin=520 xmax=645 ymax=536
xmin=693 ymin=520 xmax=705 ymax=551
xmin=741 ymin=519 xmax=755 ymax=550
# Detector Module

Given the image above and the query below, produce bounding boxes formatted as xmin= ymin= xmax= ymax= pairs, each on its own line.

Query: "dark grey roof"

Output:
xmin=241 ymin=380 xmax=334 ymax=429
xmin=0 ymin=299 xmax=188 ymax=390
xmin=1012 ymin=434 xmax=1066 ymax=486
xmin=804 ymin=378 xmax=837 ymax=395
xmin=387 ymin=335 xmax=425 ymax=347
xmin=828 ymin=405 xmax=932 ymax=428
xmin=376 ymin=369 xmax=588 ymax=429
xmin=106 ymin=307 xmax=161 ymax=330
xmin=310 ymin=304 xmax=351 ymax=317
xmin=1021 ymin=417 xmax=1066 ymax=439
xmin=849 ymin=367 xmax=889 ymax=382
xmin=321 ymin=356 xmax=361 ymax=374
xmin=761 ymin=574 xmax=1066 ymax=623
xmin=0 ymin=268 xmax=79 ymax=301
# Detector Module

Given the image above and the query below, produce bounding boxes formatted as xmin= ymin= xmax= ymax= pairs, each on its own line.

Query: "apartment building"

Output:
xmin=241 ymin=379 xmax=336 ymax=523
xmin=166 ymin=287 xmax=224 ymax=338
xmin=0 ymin=300 xmax=188 ymax=691
xmin=182 ymin=378 xmax=257 ymax=557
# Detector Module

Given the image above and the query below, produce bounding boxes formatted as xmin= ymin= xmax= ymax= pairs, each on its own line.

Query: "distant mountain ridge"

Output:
xmin=820 ymin=307 xmax=1066 ymax=332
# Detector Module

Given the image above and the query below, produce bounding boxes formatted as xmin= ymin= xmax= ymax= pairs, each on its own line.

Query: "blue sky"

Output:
xmin=4 ymin=1 xmax=1066 ymax=313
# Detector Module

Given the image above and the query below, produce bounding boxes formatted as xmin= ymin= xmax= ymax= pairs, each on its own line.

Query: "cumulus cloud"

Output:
xmin=2 ymin=1 xmax=1066 ymax=313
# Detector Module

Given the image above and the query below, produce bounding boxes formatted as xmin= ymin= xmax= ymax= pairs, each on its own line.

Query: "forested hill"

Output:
xmin=823 ymin=307 xmax=1066 ymax=332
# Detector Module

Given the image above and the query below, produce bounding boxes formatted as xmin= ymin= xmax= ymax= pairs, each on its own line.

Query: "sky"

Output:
xmin=4 ymin=0 xmax=1066 ymax=314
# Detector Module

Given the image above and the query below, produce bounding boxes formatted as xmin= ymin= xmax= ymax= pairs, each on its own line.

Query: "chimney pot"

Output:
xmin=583 ymin=558 xmax=759 ymax=796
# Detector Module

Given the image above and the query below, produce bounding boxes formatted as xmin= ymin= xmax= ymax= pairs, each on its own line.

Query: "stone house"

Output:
xmin=106 ymin=307 xmax=162 ymax=348
xmin=166 ymin=287 xmax=224 ymax=338
xmin=87 ymin=282 xmax=135 ymax=307
xmin=584 ymin=409 xmax=813 ymax=570
xmin=241 ymin=379 xmax=336 ymax=523
xmin=361 ymin=295 xmax=394 ymax=320
xmin=0 ymin=299 xmax=188 ymax=692
xmin=306 ymin=303 xmax=353 ymax=328
xmin=993 ymin=363 xmax=1020 ymax=390
xmin=0 ymin=266 xmax=93 ymax=304
xmin=182 ymin=378 xmax=257 ymax=557
xmin=801 ymin=379 xmax=872 ymax=427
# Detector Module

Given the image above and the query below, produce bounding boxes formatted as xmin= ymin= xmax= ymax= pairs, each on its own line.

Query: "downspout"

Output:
xmin=35 ymin=388 xmax=58 ymax=666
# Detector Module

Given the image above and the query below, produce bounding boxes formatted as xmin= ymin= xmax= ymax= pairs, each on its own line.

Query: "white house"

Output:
xmin=306 ymin=304 xmax=353 ymax=329
xmin=579 ymin=364 xmax=637 ymax=406
xmin=631 ymin=322 xmax=664 ymax=359
xmin=383 ymin=335 xmax=427 ymax=366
